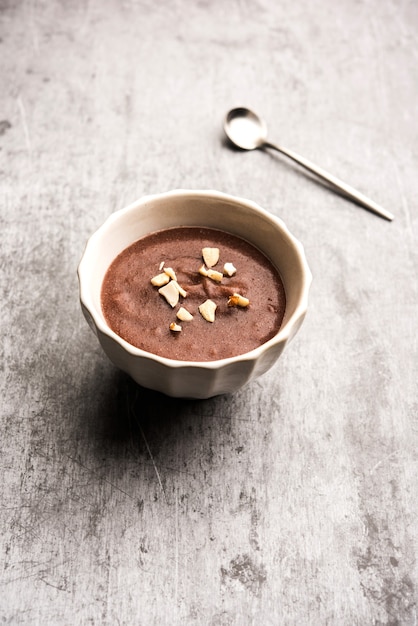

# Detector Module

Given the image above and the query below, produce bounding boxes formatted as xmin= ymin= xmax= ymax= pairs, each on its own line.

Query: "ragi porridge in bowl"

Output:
xmin=101 ymin=226 xmax=286 ymax=361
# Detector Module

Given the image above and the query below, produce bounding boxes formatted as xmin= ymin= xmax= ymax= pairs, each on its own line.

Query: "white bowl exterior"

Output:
xmin=78 ymin=190 xmax=312 ymax=398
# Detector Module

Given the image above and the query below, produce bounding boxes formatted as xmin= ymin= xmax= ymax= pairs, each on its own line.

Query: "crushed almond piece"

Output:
xmin=158 ymin=281 xmax=180 ymax=308
xmin=228 ymin=293 xmax=250 ymax=308
xmin=198 ymin=264 xmax=209 ymax=277
xmin=164 ymin=267 xmax=177 ymax=281
xmin=206 ymin=269 xmax=223 ymax=283
xmin=202 ymin=247 xmax=220 ymax=268
xmin=171 ymin=280 xmax=187 ymax=298
xmin=159 ymin=261 xmax=165 ymax=271
xmin=169 ymin=322 xmax=182 ymax=332
xmin=223 ymin=262 xmax=237 ymax=277
xmin=151 ymin=272 xmax=170 ymax=287
xmin=199 ymin=299 xmax=217 ymax=322
xmin=177 ymin=307 xmax=194 ymax=321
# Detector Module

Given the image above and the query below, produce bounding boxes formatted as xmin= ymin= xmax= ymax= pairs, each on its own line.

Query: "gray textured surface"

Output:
xmin=1 ymin=1 xmax=417 ymax=624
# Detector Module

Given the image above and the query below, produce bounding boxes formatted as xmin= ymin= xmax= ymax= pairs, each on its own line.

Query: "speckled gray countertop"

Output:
xmin=1 ymin=1 xmax=417 ymax=624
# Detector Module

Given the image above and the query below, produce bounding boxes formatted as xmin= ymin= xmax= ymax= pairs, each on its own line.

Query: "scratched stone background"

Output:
xmin=1 ymin=0 xmax=417 ymax=624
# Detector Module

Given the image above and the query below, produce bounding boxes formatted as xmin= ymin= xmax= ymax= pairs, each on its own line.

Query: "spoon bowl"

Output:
xmin=224 ymin=107 xmax=268 ymax=150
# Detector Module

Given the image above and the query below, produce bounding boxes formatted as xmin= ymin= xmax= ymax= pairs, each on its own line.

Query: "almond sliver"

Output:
xmin=206 ymin=269 xmax=223 ymax=283
xmin=198 ymin=264 xmax=209 ymax=277
xmin=177 ymin=307 xmax=194 ymax=321
xmin=223 ymin=262 xmax=237 ymax=277
xmin=228 ymin=293 xmax=250 ymax=307
xmin=199 ymin=299 xmax=217 ymax=322
xmin=171 ymin=280 xmax=187 ymax=298
xmin=159 ymin=281 xmax=180 ymax=307
xmin=164 ymin=267 xmax=177 ymax=281
xmin=202 ymin=247 xmax=219 ymax=268
xmin=151 ymin=272 xmax=170 ymax=287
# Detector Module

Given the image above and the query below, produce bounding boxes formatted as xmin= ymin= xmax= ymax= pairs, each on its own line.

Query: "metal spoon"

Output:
xmin=224 ymin=107 xmax=394 ymax=221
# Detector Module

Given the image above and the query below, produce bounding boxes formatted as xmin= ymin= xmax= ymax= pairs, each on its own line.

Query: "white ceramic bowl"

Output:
xmin=78 ymin=190 xmax=312 ymax=398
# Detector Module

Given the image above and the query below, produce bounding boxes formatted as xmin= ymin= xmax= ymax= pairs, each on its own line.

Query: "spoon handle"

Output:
xmin=264 ymin=141 xmax=394 ymax=221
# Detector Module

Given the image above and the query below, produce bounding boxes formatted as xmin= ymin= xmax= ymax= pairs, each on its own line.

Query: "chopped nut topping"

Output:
xmin=199 ymin=299 xmax=217 ymax=322
xmin=202 ymin=247 xmax=220 ymax=268
xmin=206 ymin=269 xmax=223 ymax=283
xmin=158 ymin=281 xmax=180 ymax=307
xmin=223 ymin=262 xmax=237 ymax=277
xmin=177 ymin=307 xmax=194 ymax=321
xmin=164 ymin=267 xmax=177 ymax=281
xmin=151 ymin=272 xmax=170 ymax=287
xmin=154 ymin=247 xmax=248 ymax=332
xmin=228 ymin=293 xmax=250 ymax=308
